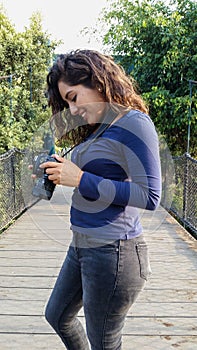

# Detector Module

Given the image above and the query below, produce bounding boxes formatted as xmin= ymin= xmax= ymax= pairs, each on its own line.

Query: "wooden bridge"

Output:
xmin=0 ymin=186 xmax=196 ymax=349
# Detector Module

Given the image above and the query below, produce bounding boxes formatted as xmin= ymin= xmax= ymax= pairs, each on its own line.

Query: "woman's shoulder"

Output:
xmin=108 ymin=109 xmax=158 ymax=146
xmin=113 ymin=109 xmax=155 ymax=132
xmin=118 ymin=109 xmax=153 ymax=125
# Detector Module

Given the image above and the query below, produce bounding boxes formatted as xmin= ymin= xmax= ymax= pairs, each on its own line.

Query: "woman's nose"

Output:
xmin=70 ymin=104 xmax=79 ymax=116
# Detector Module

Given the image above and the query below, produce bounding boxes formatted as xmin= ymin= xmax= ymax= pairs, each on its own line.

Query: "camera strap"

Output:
xmin=61 ymin=108 xmax=119 ymax=158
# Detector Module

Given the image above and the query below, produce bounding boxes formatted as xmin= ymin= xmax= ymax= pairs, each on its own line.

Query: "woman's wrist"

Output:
xmin=77 ymin=170 xmax=84 ymax=187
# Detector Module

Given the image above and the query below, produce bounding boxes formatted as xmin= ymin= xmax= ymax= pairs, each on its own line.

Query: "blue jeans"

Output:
xmin=45 ymin=232 xmax=151 ymax=350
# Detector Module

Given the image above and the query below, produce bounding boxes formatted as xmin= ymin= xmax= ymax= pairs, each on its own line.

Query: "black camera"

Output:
xmin=32 ymin=153 xmax=60 ymax=200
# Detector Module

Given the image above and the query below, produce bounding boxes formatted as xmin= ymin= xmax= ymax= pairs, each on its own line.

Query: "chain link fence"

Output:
xmin=161 ymin=152 xmax=197 ymax=238
xmin=0 ymin=148 xmax=196 ymax=238
xmin=0 ymin=148 xmax=38 ymax=231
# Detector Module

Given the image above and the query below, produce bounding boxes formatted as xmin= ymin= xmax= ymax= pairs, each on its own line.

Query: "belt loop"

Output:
xmin=119 ymin=239 xmax=124 ymax=247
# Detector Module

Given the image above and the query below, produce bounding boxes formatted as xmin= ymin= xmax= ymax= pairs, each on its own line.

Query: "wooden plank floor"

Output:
xmin=0 ymin=186 xmax=197 ymax=350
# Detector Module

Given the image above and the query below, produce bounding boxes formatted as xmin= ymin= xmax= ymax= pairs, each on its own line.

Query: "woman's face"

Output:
xmin=58 ymin=81 xmax=106 ymax=125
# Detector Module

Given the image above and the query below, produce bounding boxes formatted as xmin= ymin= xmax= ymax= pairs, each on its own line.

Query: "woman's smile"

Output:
xmin=58 ymin=81 xmax=106 ymax=125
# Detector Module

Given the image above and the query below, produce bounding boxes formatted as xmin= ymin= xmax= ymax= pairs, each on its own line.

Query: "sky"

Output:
xmin=0 ymin=0 xmax=110 ymax=53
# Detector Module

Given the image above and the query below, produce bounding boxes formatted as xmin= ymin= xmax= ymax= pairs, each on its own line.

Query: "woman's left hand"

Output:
xmin=40 ymin=155 xmax=84 ymax=187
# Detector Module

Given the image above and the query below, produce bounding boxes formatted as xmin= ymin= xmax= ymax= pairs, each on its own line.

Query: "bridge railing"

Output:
xmin=0 ymin=148 xmax=37 ymax=231
xmin=0 ymin=148 xmax=196 ymax=238
xmin=160 ymin=144 xmax=197 ymax=238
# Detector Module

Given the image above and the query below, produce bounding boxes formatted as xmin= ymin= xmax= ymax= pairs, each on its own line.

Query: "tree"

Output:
xmin=0 ymin=7 xmax=60 ymax=153
xmin=92 ymin=0 xmax=197 ymax=156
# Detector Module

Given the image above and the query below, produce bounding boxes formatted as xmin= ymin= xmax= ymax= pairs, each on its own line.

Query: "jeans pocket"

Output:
xmin=136 ymin=242 xmax=152 ymax=281
xmin=93 ymin=240 xmax=120 ymax=253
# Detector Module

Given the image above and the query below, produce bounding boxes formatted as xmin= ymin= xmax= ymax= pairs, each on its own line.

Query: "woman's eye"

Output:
xmin=71 ymin=95 xmax=77 ymax=102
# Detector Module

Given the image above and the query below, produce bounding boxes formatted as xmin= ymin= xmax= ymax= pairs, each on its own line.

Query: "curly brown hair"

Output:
xmin=47 ymin=49 xmax=148 ymax=145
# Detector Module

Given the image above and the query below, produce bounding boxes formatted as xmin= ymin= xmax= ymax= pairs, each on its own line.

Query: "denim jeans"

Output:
xmin=45 ymin=232 xmax=151 ymax=350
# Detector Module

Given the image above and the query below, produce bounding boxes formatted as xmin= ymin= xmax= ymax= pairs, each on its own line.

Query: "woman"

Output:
xmin=42 ymin=49 xmax=161 ymax=350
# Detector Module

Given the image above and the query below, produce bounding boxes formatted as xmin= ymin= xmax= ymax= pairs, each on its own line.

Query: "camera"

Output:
xmin=32 ymin=153 xmax=60 ymax=200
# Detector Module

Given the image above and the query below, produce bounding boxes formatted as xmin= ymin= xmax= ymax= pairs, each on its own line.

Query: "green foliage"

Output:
xmin=0 ymin=7 xmax=60 ymax=153
xmin=94 ymin=0 xmax=197 ymax=156
xmin=143 ymin=87 xmax=196 ymax=155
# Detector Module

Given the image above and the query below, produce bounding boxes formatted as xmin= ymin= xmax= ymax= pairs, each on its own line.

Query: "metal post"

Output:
xmin=10 ymin=153 xmax=16 ymax=212
xmin=187 ymin=80 xmax=197 ymax=155
xmin=183 ymin=153 xmax=188 ymax=223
